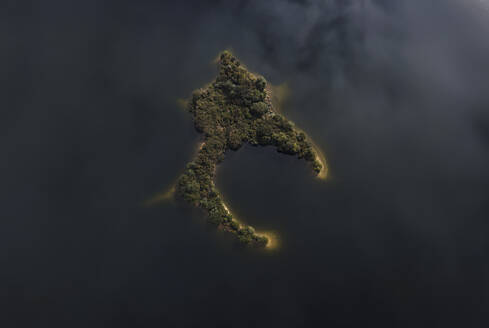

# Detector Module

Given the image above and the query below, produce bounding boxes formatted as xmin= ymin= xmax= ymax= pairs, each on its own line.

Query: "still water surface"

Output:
xmin=2 ymin=1 xmax=489 ymax=327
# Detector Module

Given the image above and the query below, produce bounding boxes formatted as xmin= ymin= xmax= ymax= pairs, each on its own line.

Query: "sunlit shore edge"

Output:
xmin=222 ymin=202 xmax=279 ymax=250
xmin=144 ymin=141 xmax=206 ymax=207
xmin=307 ymin=134 xmax=328 ymax=180
xmin=268 ymin=84 xmax=328 ymax=180
xmin=256 ymin=231 xmax=279 ymax=250
xmin=143 ymin=185 xmax=175 ymax=206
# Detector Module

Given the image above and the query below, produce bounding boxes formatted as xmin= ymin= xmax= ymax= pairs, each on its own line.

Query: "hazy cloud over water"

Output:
xmin=1 ymin=0 xmax=489 ymax=327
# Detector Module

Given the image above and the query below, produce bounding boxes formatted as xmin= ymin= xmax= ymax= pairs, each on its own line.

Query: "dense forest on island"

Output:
xmin=176 ymin=51 xmax=323 ymax=247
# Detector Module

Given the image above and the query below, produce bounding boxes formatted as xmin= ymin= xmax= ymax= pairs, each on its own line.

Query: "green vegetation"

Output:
xmin=176 ymin=51 xmax=322 ymax=247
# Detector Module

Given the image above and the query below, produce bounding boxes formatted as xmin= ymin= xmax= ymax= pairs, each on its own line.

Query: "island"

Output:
xmin=175 ymin=51 xmax=326 ymax=248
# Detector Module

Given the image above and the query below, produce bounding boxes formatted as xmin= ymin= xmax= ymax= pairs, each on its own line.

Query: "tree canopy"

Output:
xmin=176 ymin=51 xmax=323 ymax=247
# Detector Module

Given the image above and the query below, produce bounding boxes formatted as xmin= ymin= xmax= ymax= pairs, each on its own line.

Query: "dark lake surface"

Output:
xmin=2 ymin=1 xmax=489 ymax=327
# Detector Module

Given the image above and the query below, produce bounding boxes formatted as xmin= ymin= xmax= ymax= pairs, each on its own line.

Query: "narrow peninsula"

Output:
xmin=176 ymin=51 xmax=326 ymax=248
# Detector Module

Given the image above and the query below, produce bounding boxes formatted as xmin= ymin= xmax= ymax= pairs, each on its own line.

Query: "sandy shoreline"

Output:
xmin=266 ymin=84 xmax=328 ymax=180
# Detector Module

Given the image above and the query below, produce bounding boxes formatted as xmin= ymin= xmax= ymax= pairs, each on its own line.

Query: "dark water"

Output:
xmin=2 ymin=0 xmax=489 ymax=327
